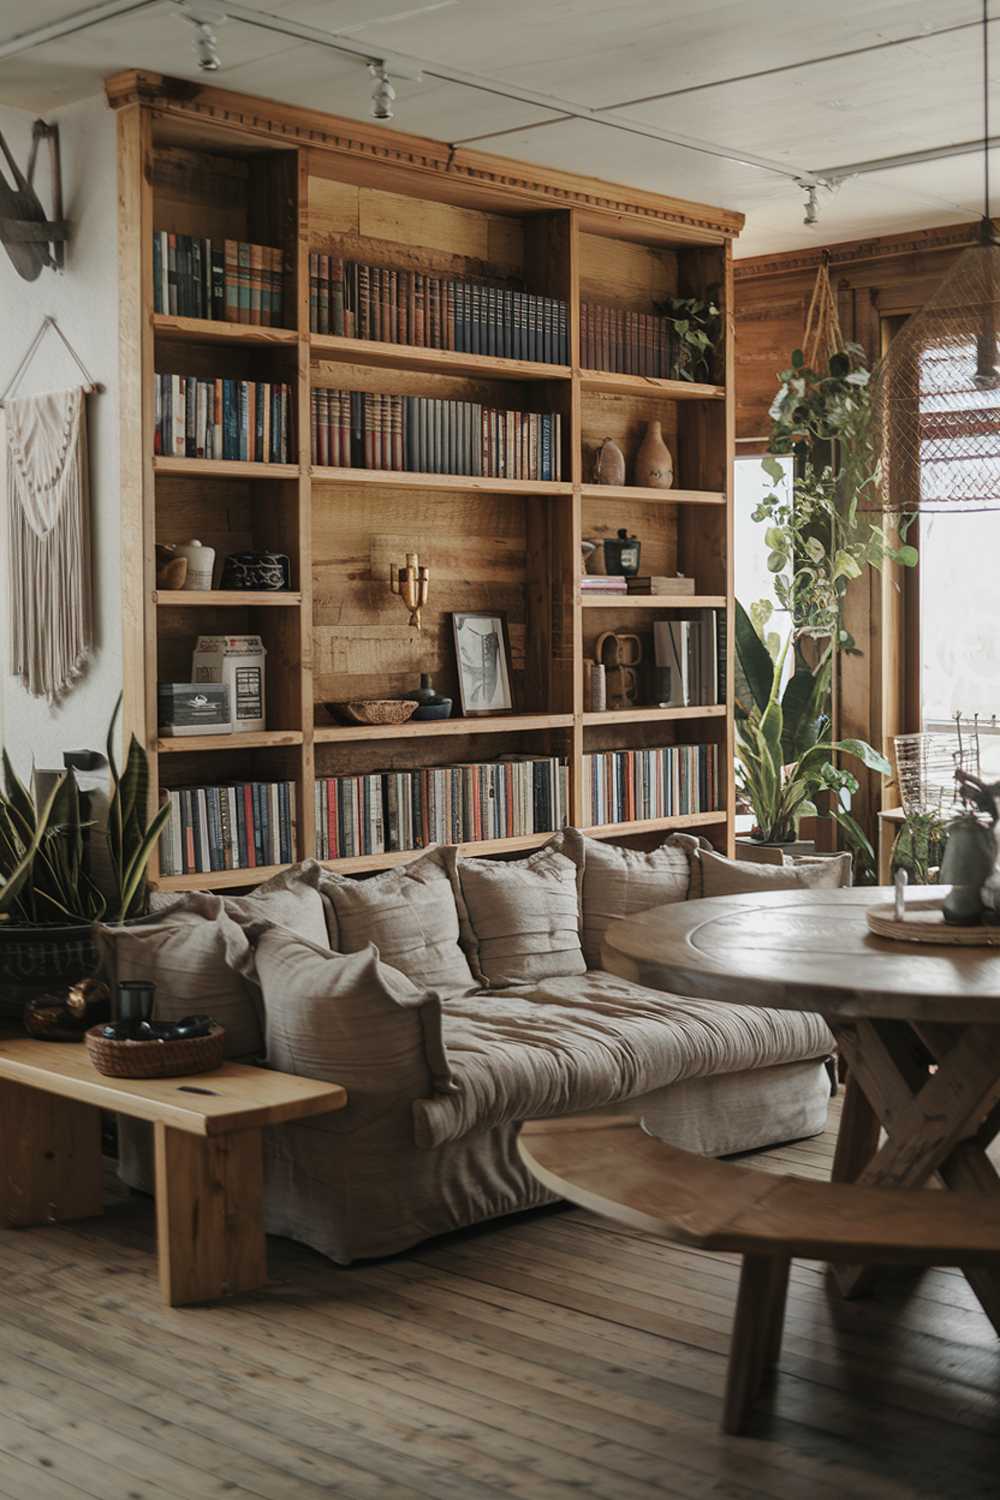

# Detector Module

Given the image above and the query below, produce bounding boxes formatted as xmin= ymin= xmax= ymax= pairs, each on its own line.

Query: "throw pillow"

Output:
xmin=319 ymin=847 xmax=478 ymax=1000
xmin=95 ymin=895 xmax=262 ymax=1056
xmin=451 ymin=835 xmax=586 ymax=987
xmin=580 ymin=832 xmax=697 ymax=969
xmin=695 ymin=847 xmax=853 ymax=899
xmin=150 ymin=860 xmax=330 ymax=948
xmin=256 ymin=927 xmax=453 ymax=1097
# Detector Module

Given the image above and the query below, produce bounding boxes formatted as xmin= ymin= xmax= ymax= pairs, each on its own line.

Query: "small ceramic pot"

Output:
xmin=220 ymin=551 xmax=291 ymax=591
xmin=592 ymin=437 xmax=625 ymax=486
xmin=171 ymin=540 xmax=216 ymax=591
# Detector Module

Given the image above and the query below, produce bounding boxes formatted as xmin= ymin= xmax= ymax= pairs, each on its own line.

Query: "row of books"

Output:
xmin=154 ymin=374 xmax=294 ymax=463
xmin=309 ymin=255 xmax=569 ymax=363
xmin=580 ymin=302 xmax=679 ymax=379
xmin=153 ymin=232 xmax=286 ymax=326
xmin=583 ymin=745 xmax=719 ymax=827
xmin=159 ymin=782 xmax=297 ymax=876
xmin=579 ymin=576 xmax=696 ymax=595
xmin=311 ymin=388 xmax=563 ymax=479
xmin=315 ymin=757 xmax=568 ymax=859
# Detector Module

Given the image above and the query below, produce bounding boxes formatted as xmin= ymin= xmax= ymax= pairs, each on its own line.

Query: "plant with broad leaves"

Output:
xmin=734 ymin=600 xmax=890 ymax=846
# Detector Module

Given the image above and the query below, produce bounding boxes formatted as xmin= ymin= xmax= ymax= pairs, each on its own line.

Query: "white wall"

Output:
xmin=0 ymin=94 xmax=120 ymax=781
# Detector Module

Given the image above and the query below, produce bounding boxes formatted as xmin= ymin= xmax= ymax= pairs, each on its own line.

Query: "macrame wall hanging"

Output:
xmin=1 ymin=316 xmax=102 ymax=703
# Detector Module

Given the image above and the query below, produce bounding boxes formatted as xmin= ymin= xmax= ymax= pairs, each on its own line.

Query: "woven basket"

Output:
xmin=85 ymin=1023 xmax=226 ymax=1079
xmin=327 ymin=698 xmax=419 ymax=726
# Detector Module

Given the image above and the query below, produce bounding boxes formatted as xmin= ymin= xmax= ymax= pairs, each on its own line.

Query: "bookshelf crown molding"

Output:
xmin=104 ymin=70 xmax=743 ymax=244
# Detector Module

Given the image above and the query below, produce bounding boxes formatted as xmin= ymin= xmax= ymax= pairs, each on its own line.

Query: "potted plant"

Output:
xmin=0 ymin=695 xmax=170 ymax=1016
xmin=654 ymin=292 xmax=722 ymax=383
xmin=734 ymin=601 xmax=890 ymax=852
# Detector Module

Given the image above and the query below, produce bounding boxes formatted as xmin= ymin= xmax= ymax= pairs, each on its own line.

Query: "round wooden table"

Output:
xmin=602 ymin=885 xmax=1000 ymax=1325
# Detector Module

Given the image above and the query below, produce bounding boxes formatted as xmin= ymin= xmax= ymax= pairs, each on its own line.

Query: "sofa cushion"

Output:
xmin=95 ymin=896 xmax=262 ymax=1057
xmin=451 ymin=834 xmax=586 ymax=988
xmin=150 ymin=860 xmax=331 ymax=948
xmin=581 ymin=832 xmax=698 ymax=969
xmin=693 ymin=847 xmax=853 ymax=899
xmin=319 ymin=847 xmax=478 ymax=1001
xmin=413 ymin=970 xmax=833 ymax=1148
xmin=256 ymin=926 xmax=454 ymax=1097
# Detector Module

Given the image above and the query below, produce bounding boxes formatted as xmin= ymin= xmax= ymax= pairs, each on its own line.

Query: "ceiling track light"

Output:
xmin=370 ymin=62 xmax=396 ymax=121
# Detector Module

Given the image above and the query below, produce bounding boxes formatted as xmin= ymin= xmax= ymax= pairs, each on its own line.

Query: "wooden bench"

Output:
xmin=0 ymin=1034 xmax=346 ymax=1307
xmin=518 ymin=1114 xmax=1000 ymax=1434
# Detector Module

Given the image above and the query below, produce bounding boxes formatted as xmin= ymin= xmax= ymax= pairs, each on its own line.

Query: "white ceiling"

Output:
xmin=0 ymin=0 xmax=996 ymax=256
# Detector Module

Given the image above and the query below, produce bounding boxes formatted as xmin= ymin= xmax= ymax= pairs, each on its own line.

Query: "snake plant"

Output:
xmin=0 ymin=694 xmax=169 ymax=925
xmin=734 ymin=600 xmax=890 ymax=845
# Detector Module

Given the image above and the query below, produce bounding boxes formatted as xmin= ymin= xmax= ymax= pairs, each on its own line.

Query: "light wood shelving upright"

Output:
xmin=110 ymin=71 xmax=741 ymax=891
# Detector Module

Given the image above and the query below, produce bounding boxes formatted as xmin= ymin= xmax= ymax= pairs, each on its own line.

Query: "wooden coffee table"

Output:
xmin=0 ymin=1035 xmax=346 ymax=1306
xmin=602 ymin=886 xmax=1000 ymax=1328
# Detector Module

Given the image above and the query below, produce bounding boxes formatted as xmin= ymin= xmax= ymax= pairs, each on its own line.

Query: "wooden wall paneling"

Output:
xmin=148 ymin=137 xmax=249 ymax=244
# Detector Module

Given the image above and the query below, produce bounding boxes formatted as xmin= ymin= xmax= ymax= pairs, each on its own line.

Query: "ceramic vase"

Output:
xmin=592 ymin=437 xmax=625 ymax=486
xmin=634 ymin=421 xmax=674 ymax=489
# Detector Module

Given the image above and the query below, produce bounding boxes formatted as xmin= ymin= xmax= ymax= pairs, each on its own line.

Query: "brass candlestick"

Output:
xmin=390 ymin=551 xmax=430 ymax=630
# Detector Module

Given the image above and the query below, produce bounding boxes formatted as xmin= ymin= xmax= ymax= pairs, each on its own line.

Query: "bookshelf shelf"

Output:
xmin=580 ymin=484 xmax=725 ymax=506
xmin=580 ymin=594 xmax=727 ymax=609
xmin=157 ymin=730 xmax=304 ymax=753
xmin=310 ymin=332 xmax=571 ymax=384
xmin=114 ymin=71 xmax=737 ymax=891
xmin=311 ymin=466 xmax=573 ymax=497
xmin=155 ymin=591 xmax=303 ymax=608
xmin=584 ymin=811 xmax=727 ymax=839
xmin=155 ymin=864 xmax=290 ymax=892
xmin=154 ymin=457 xmax=299 ymax=480
xmin=315 ymin=713 xmax=574 ymax=744
xmin=582 ymin=706 xmax=727 ymax=726
xmin=152 ymin=313 xmax=298 ymax=347
xmin=577 ymin=370 xmax=726 ymax=400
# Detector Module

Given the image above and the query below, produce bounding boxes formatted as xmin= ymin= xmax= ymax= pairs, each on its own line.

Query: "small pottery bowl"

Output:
xmin=326 ymin=699 xmax=419 ymax=726
xmin=412 ymin=698 xmax=453 ymax=721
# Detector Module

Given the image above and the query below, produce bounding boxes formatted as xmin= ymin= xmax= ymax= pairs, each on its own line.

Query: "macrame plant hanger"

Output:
xmin=1 ymin=315 xmax=102 ymax=703
xmin=801 ymin=252 xmax=845 ymax=369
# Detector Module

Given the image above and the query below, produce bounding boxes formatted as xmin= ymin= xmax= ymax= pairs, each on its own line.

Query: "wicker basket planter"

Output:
xmin=0 ymin=922 xmax=98 ymax=1019
xmin=326 ymin=699 xmax=419 ymax=726
xmin=85 ymin=1023 xmax=226 ymax=1079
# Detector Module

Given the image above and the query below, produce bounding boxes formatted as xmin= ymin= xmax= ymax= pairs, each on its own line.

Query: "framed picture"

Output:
xmin=451 ymin=611 xmax=514 ymax=716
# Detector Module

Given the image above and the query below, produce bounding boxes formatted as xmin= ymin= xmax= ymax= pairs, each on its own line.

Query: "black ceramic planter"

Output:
xmin=0 ymin=922 xmax=99 ymax=1019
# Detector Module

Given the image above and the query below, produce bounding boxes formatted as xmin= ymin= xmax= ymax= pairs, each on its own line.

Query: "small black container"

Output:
xmin=115 ymin=980 xmax=156 ymax=1025
xmin=603 ymin=529 xmax=641 ymax=577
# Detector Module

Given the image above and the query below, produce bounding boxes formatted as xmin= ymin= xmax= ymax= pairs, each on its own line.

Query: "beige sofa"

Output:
xmin=100 ymin=831 xmax=843 ymax=1266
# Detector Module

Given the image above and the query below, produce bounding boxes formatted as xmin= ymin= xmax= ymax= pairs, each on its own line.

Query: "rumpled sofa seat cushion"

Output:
xmin=414 ymin=970 xmax=833 ymax=1148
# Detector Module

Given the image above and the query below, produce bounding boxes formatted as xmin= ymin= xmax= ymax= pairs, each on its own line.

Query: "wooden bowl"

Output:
xmin=326 ymin=699 xmax=419 ymax=726
xmin=85 ymin=1023 xmax=226 ymax=1078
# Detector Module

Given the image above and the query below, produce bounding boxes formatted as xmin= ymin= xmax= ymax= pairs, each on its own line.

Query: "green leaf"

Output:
xmin=791 ymin=349 xmax=805 ymax=368
xmin=832 ymin=549 xmax=863 ymax=582
xmin=734 ymin=599 xmax=775 ymax=716
xmin=0 ymin=778 xmax=63 ymax=917
xmin=761 ymin=455 xmax=785 ymax=484
xmin=803 ymin=536 xmax=825 ymax=563
xmin=893 ymin=543 xmax=919 ymax=567
xmin=767 ymin=550 xmax=787 ymax=573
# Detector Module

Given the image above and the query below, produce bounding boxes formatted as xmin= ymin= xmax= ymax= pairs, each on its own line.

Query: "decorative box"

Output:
xmin=158 ymin=682 xmax=232 ymax=737
xmin=191 ymin=635 xmax=267 ymax=734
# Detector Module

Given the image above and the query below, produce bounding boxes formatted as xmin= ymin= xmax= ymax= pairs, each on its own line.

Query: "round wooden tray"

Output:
xmin=866 ymin=898 xmax=1000 ymax=947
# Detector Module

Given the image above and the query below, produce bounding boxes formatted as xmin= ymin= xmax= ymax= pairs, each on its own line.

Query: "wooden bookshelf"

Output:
xmin=111 ymin=70 xmax=739 ymax=888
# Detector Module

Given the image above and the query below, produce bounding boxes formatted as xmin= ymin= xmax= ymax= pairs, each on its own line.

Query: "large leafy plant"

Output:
xmin=735 ymin=601 xmax=890 ymax=845
xmin=0 ymin=694 xmax=169 ymax=925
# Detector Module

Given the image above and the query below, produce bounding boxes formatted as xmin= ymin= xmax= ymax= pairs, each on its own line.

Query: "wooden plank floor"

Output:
xmin=2 ymin=1096 xmax=1000 ymax=1499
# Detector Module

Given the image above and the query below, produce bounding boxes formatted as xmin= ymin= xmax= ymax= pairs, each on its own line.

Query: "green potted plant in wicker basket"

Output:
xmin=0 ymin=695 xmax=170 ymax=1016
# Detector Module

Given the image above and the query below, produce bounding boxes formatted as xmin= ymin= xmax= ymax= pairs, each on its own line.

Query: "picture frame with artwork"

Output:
xmin=451 ymin=611 xmax=514 ymax=717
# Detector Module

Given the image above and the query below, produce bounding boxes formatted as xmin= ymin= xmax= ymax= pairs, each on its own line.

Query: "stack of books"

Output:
xmin=309 ymin=255 xmax=568 ymax=363
xmin=580 ymin=576 xmax=628 ymax=594
xmin=154 ymin=374 xmax=294 ymax=463
xmin=580 ymin=302 xmax=676 ymax=377
xmin=626 ymin=576 xmax=695 ymax=595
xmin=311 ymin=388 xmax=563 ymax=479
xmin=315 ymin=756 xmax=568 ymax=859
xmin=153 ymin=232 xmax=285 ymax=326
xmin=584 ymin=744 xmax=719 ymax=826
xmin=159 ymin=781 xmax=297 ymax=875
